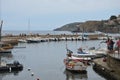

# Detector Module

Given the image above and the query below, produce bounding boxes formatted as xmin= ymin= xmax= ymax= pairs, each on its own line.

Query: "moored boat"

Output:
xmin=64 ymin=56 xmax=87 ymax=73
xmin=64 ymin=50 xmax=88 ymax=73
xmin=0 ymin=42 xmax=13 ymax=53
xmin=26 ymin=38 xmax=40 ymax=43
xmin=0 ymin=61 xmax=23 ymax=72
xmin=68 ymin=48 xmax=95 ymax=61
xmin=18 ymin=39 xmax=27 ymax=43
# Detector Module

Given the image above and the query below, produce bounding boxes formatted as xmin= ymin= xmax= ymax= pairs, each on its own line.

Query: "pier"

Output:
xmin=1 ymin=33 xmax=110 ymax=43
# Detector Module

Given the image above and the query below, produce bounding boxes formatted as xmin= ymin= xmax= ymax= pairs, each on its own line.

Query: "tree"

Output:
xmin=110 ymin=15 xmax=117 ymax=20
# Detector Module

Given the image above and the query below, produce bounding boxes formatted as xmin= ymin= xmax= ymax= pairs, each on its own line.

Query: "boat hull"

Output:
xmin=65 ymin=68 xmax=87 ymax=73
xmin=0 ymin=64 xmax=23 ymax=72
xmin=0 ymin=50 xmax=11 ymax=53
xmin=64 ymin=58 xmax=87 ymax=73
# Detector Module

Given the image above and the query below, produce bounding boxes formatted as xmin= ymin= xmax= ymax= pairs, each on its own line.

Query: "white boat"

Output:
xmin=87 ymin=47 xmax=107 ymax=56
xmin=26 ymin=38 xmax=40 ymax=43
xmin=70 ymin=48 xmax=96 ymax=61
xmin=18 ymin=39 xmax=27 ymax=43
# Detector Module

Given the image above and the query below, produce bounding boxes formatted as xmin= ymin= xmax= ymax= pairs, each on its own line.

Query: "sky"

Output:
xmin=0 ymin=0 xmax=120 ymax=31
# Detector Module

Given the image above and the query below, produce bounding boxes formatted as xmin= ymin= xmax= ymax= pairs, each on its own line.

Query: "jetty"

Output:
xmin=1 ymin=32 xmax=116 ymax=43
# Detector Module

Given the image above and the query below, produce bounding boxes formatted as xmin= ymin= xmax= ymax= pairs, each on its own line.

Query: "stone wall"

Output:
xmin=107 ymin=55 xmax=120 ymax=73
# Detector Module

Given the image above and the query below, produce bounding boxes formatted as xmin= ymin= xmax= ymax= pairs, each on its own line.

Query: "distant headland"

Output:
xmin=54 ymin=14 xmax=120 ymax=33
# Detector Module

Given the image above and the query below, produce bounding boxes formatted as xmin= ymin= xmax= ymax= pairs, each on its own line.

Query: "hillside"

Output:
xmin=54 ymin=15 xmax=120 ymax=33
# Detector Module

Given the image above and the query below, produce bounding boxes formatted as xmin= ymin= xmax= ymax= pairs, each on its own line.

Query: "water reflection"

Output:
xmin=64 ymin=70 xmax=88 ymax=80
xmin=0 ymin=53 xmax=13 ymax=59
xmin=0 ymin=71 xmax=22 ymax=80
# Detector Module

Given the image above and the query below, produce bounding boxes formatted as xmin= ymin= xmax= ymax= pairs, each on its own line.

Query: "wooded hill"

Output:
xmin=54 ymin=15 xmax=120 ymax=33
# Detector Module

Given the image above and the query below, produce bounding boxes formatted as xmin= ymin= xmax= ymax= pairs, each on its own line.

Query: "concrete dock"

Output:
xmin=93 ymin=53 xmax=120 ymax=80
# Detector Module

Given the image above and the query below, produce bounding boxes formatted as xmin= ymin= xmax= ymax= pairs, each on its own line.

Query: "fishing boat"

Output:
xmin=64 ymin=56 xmax=87 ymax=73
xmin=64 ymin=49 xmax=88 ymax=73
xmin=0 ymin=42 xmax=13 ymax=53
xmin=0 ymin=61 xmax=23 ymax=72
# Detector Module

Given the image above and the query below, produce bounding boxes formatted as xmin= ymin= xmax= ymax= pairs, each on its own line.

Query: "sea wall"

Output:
xmin=107 ymin=55 xmax=120 ymax=73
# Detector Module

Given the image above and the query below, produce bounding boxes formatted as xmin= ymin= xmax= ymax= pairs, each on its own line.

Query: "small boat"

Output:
xmin=69 ymin=48 xmax=95 ymax=61
xmin=18 ymin=39 xmax=27 ymax=43
xmin=64 ymin=50 xmax=87 ymax=73
xmin=88 ymin=47 xmax=107 ymax=55
xmin=0 ymin=42 xmax=13 ymax=50
xmin=0 ymin=61 xmax=23 ymax=72
xmin=0 ymin=42 xmax=13 ymax=53
xmin=26 ymin=38 xmax=40 ymax=43
xmin=64 ymin=57 xmax=87 ymax=73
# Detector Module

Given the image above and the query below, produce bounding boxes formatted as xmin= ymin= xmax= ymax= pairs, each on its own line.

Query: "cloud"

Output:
xmin=1 ymin=0 xmax=120 ymax=30
xmin=2 ymin=0 xmax=120 ymax=16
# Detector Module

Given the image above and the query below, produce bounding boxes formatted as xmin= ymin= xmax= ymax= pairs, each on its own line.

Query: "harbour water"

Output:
xmin=0 ymin=39 xmax=108 ymax=80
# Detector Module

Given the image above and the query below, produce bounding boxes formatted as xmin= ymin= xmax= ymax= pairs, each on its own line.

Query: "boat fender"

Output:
xmin=31 ymin=72 xmax=34 ymax=76
xmin=9 ymin=67 xmax=12 ymax=72
xmin=28 ymin=68 xmax=31 ymax=71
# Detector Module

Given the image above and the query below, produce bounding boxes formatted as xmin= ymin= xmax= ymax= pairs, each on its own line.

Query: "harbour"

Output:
xmin=0 ymin=0 xmax=120 ymax=79
xmin=0 ymin=30 xmax=120 ymax=80
xmin=0 ymin=38 xmax=110 ymax=80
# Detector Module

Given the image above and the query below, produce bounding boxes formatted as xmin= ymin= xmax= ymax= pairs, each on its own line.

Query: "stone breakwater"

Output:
xmin=1 ymin=33 xmax=107 ymax=41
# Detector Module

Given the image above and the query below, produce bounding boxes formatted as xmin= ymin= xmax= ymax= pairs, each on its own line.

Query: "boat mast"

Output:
xmin=28 ymin=18 xmax=30 ymax=35
xmin=0 ymin=20 xmax=3 ymax=41
xmin=0 ymin=0 xmax=3 ymax=42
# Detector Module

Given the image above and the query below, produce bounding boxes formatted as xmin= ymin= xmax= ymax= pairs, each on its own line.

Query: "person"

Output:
xmin=109 ymin=39 xmax=114 ymax=51
xmin=105 ymin=38 xmax=111 ymax=50
xmin=116 ymin=38 xmax=120 ymax=54
xmin=105 ymin=38 xmax=115 ymax=51
xmin=77 ymin=47 xmax=86 ymax=54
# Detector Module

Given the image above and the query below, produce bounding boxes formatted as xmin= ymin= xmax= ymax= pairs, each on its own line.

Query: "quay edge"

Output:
xmin=93 ymin=55 xmax=120 ymax=80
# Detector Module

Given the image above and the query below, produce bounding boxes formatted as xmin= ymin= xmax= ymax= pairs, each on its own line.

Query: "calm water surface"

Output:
xmin=0 ymin=40 xmax=107 ymax=80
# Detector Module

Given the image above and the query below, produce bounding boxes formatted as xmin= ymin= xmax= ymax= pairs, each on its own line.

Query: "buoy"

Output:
xmin=31 ymin=72 xmax=34 ymax=76
xmin=28 ymin=68 xmax=31 ymax=71
xmin=37 ymin=78 xmax=40 ymax=80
